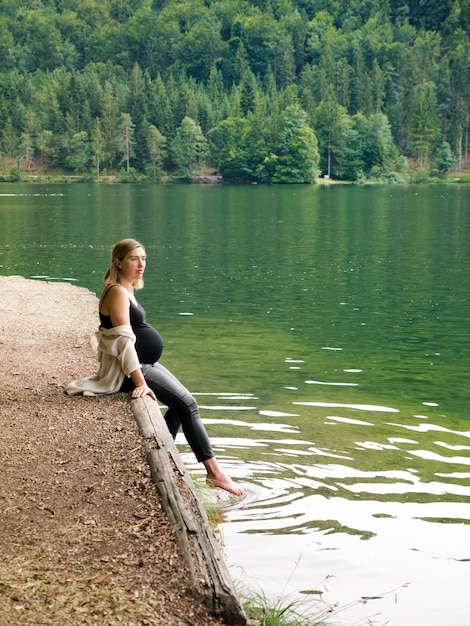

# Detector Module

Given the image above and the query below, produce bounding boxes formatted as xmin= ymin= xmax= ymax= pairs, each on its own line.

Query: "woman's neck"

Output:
xmin=119 ymin=279 xmax=134 ymax=293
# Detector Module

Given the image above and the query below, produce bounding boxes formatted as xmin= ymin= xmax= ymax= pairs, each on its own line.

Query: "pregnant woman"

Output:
xmin=67 ymin=238 xmax=245 ymax=496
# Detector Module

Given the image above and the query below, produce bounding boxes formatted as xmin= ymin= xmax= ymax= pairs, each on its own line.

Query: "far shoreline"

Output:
xmin=1 ymin=159 xmax=469 ymax=187
xmin=1 ymin=173 xmax=469 ymax=185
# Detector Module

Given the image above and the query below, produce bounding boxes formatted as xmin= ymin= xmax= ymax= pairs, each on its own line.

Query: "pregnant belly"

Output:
xmin=134 ymin=324 xmax=164 ymax=364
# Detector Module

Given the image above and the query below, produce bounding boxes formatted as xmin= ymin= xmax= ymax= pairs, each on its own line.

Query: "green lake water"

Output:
xmin=1 ymin=182 xmax=469 ymax=625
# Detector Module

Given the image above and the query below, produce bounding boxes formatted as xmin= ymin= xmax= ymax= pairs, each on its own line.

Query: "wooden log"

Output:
xmin=130 ymin=396 xmax=247 ymax=626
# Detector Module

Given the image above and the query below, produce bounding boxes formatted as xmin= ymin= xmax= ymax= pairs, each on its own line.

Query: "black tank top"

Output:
xmin=99 ymin=287 xmax=164 ymax=364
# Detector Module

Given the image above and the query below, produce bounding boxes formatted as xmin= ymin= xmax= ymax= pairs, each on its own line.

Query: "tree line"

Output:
xmin=1 ymin=0 xmax=469 ymax=183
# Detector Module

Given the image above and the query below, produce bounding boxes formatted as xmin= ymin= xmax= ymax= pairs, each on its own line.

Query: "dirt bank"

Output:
xmin=0 ymin=276 xmax=225 ymax=626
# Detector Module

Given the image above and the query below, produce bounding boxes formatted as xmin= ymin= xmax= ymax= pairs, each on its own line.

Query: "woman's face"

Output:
xmin=119 ymin=246 xmax=146 ymax=283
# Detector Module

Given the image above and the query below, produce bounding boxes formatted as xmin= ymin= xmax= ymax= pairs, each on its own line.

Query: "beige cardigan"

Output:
xmin=65 ymin=325 xmax=141 ymax=396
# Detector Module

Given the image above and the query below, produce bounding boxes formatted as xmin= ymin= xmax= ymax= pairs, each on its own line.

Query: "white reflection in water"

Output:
xmin=339 ymin=480 xmax=470 ymax=497
xmin=247 ymin=424 xmax=299 ymax=433
xmin=354 ymin=440 xmax=399 ymax=450
xmin=305 ymin=380 xmax=358 ymax=386
xmin=306 ymin=447 xmax=353 ymax=460
xmin=406 ymin=449 xmax=470 ymax=466
xmin=259 ymin=410 xmax=300 ymax=417
xmin=200 ymin=405 xmax=257 ymax=410
xmin=208 ymin=437 xmax=269 ymax=449
xmin=436 ymin=472 xmax=470 ymax=478
xmin=326 ymin=415 xmax=374 ymax=425
xmin=290 ymin=464 xmax=417 ymax=482
xmin=388 ymin=421 xmax=470 ymax=437
xmin=202 ymin=418 xmax=300 ymax=434
xmin=434 ymin=441 xmax=470 ymax=451
xmin=228 ymin=396 xmax=259 ymax=400
xmin=193 ymin=392 xmax=257 ymax=400
xmin=273 ymin=448 xmax=313 ymax=458
xmin=388 ymin=437 xmax=419 ymax=444
xmin=295 ymin=401 xmax=399 ymax=412
xmin=224 ymin=490 xmax=470 ymax=536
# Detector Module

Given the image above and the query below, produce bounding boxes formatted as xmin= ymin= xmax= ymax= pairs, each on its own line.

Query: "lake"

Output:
xmin=1 ymin=182 xmax=469 ymax=625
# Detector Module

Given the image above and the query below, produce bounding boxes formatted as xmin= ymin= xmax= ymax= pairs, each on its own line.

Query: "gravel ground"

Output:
xmin=0 ymin=276 xmax=225 ymax=626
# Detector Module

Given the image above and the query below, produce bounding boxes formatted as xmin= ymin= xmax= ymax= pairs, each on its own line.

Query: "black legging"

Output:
xmin=122 ymin=362 xmax=214 ymax=462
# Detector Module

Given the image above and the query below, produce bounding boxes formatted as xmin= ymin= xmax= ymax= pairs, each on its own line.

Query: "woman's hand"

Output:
xmin=131 ymin=384 xmax=156 ymax=401
xmin=129 ymin=368 xmax=156 ymax=401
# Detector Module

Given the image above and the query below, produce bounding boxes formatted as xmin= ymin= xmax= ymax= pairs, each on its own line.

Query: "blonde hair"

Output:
xmin=103 ymin=238 xmax=145 ymax=290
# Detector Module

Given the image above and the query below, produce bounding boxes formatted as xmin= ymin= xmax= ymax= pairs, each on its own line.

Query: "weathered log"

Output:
xmin=130 ymin=396 xmax=247 ymax=626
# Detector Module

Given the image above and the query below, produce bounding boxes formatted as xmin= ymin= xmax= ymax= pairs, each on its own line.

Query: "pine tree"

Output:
xmin=119 ymin=113 xmax=135 ymax=172
xmin=147 ymin=124 xmax=167 ymax=181
xmin=411 ymin=82 xmax=441 ymax=168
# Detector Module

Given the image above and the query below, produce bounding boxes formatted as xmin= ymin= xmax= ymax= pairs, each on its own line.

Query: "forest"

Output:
xmin=1 ymin=0 xmax=470 ymax=183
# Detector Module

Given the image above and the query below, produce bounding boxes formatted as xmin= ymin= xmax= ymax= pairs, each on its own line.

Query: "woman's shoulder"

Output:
xmin=100 ymin=283 xmax=127 ymax=296
xmin=99 ymin=284 xmax=129 ymax=312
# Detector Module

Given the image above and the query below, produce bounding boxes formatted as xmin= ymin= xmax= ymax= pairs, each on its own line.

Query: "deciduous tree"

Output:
xmin=208 ymin=116 xmax=250 ymax=181
xmin=171 ymin=116 xmax=208 ymax=177
xmin=272 ymin=104 xmax=319 ymax=182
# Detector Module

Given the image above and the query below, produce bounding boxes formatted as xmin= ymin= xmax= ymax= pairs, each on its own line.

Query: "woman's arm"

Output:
xmin=106 ymin=286 xmax=156 ymax=400
xmin=105 ymin=285 xmax=132 ymax=327
xmin=129 ymin=368 xmax=156 ymax=400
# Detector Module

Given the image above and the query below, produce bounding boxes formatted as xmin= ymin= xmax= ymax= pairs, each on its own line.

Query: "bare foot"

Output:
xmin=206 ymin=475 xmax=246 ymax=496
xmin=204 ymin=456 xmax=246 ymax=496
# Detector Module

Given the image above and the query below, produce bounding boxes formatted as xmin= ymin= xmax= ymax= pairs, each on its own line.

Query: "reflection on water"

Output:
xmin=180 ymin=368 xmax=470 ymax=625
xmin=182 ymin=390 xmax=470 ymax=509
